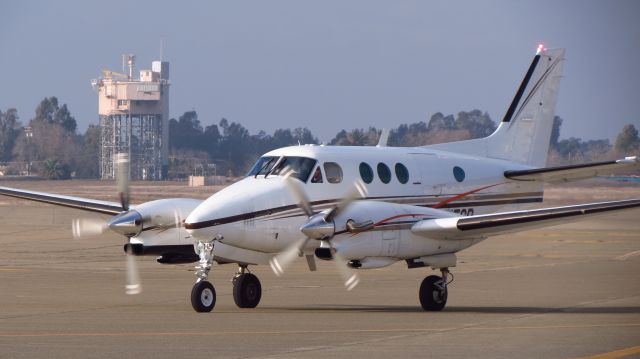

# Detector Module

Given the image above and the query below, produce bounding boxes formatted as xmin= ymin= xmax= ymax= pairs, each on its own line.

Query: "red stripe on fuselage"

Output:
xmin=431 ymin=183 xmax=505 ymax=209
xmin=373 ymin=213 xmax=433 ymax=226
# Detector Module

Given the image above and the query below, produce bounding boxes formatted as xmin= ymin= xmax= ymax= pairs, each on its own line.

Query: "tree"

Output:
xmin=427 ymin=113 xmax=454 ymax=131
xmin=614 ymin=124 xmax=640 ymax=154
xmin=42 ymin=159 xmax=70 ymax=179
xmin=166 ymin=112 xmax=319 ymax=177
xmin=292 ymin=127 xmax=318 ymax=145
xmin=203 ymin=123 xmax=220 ymax=156
xmin=329 ymin=127 xmax=379 ymax=146
xmin=218 ymin=119 xmax=252 ymax=174
xmin=0 ymin=108 xmax=21 ymax=161
xmin=454 ymin=110 xmax=496 ymax=138
xmin=54 ymin=104 xmax=77 ymax=132
xmin=34 ymin=97 xmax=58 ymax=123
xmin=75 ymin=125 xmax=101 ymax=178
xmin=13 ymin=104 xmax=80 ymax=177
xmin=271 ymin=129 xmax=295 ymax=148
xmin=33 ymin=97 xmax=77 ymax=132
xmin=389 ymin=110 xmax=495 ymax=147
xmin=169 ymin=110 xmax=205 ymax=151
xmin=549 ymin=116 xmax=563 ymax=149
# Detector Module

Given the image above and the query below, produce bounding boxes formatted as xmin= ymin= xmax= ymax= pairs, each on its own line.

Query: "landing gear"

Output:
xmin=191 ymin=280 xmax=216 ymax=312
xmin=232 ymin=266 xmax=262 ymax=308
xmin=419 ymin=268 xmax=450 ymax=311
xmin=191 ymin=238 xmax=217 ymax=313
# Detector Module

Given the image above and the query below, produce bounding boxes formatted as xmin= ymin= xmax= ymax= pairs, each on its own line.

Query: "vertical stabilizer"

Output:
xmin=426 ymin=48 xmax=565 ymax=167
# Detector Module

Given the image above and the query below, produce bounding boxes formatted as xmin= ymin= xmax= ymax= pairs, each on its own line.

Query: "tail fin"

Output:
xmin=426 ymin=48 xmax=565 ymax=167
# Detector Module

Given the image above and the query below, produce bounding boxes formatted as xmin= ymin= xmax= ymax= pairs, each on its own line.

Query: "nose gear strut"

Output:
xmin=191 ymin=236 xmax=221 ymax=312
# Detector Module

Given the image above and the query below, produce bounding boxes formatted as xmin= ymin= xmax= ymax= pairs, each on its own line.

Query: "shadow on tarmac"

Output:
xmin=272 ymin=305 xmax=640 ymax=314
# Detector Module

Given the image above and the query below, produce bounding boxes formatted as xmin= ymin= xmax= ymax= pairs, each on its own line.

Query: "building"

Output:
xmin=91 ymin=55 xmax=169 ymax=180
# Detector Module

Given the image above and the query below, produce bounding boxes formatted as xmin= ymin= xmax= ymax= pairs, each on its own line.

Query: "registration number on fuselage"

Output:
xmin=451 ymin=208 xmax=474 ymax=216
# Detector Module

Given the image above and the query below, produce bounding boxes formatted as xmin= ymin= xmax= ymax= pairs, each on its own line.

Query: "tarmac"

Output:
xmin=0 ymin=180 xmax=639 ymax=359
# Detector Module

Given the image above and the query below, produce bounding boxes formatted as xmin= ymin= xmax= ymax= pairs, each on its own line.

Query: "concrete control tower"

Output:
xmin=91 ymin=55 xmax=169 ymax=180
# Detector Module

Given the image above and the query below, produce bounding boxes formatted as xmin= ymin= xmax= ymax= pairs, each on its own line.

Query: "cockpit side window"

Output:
xmin=271 ymin=156 xmax=317 ymax=182
xmin=310 ymin=166 xmax=323 ymax=183
xmin=246 ymin=156 xmax=279 ymax=177
xmin=323 ymin=162 xmax=343 ymax=183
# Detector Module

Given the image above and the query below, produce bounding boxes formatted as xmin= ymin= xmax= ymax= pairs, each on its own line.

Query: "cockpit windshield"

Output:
xmin=270 ymin=156 xmax=317 ymax=182
xmin=246 ymin=156 xmax=279 ymax=177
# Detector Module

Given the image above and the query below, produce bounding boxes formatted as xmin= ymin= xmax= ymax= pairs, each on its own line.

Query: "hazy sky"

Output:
xmin=1 ymin=1 xmax=639 ymax=143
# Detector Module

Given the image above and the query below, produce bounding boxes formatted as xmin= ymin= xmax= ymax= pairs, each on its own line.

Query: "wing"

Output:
xmin=0 ymin=186 xmax=123 ymax=215
xmin=411 ymin=199 xmax=640 ymax=240
xmin=504 ymin=156 xmax=638 ymax=182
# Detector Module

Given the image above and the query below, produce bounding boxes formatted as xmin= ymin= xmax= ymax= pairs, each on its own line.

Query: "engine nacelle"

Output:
xmin=134 ymin=198 xmax=203 ymax=231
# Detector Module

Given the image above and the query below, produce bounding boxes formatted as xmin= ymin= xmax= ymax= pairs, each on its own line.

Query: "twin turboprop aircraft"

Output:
xmin=1 ymin=47 xmax=639 ymax=312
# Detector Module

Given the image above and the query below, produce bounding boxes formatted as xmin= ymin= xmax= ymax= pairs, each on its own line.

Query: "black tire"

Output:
xmin=233 ymin=273 xmax=262 ymax=308
xmin=419 ymin=275 xmax=448 ymax=311
xmin=191 ymin=281 xmax=216 ymax=312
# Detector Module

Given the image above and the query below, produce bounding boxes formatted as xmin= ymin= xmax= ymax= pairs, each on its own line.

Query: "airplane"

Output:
xmin=1 ymin=46 xmax=639 ymax=313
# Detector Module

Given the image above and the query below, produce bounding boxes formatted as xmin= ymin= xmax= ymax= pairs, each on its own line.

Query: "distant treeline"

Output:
xmin=1 ymin=97 xmax=638 ymax=179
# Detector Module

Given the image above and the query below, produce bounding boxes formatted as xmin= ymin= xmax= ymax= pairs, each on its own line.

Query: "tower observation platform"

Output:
xmin=91 ymin=55 xmax=169 ymax=180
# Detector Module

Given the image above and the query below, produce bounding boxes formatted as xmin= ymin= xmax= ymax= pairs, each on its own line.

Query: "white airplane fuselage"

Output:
xmin=184 ymin=144 xmax=540 ymax=265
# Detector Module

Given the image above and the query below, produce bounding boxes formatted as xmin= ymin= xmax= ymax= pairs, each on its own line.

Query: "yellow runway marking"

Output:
xmin=1 ymin=323 xmax=639 ymax=338
xmin=576 ymin=346 xmax=640 ymax=359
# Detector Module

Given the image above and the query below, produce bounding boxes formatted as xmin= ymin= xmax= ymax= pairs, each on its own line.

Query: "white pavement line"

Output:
xmin=615 ymin=250 xmax=640 ymax=261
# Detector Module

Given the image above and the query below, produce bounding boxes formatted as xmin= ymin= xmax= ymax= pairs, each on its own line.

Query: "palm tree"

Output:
xmin=43 ymin=159 xmax=68 ymax=179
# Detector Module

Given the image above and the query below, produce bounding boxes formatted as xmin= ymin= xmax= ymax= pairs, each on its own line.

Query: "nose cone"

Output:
xmin=108 ymin=210 xmax=143 ymax=237
xmin=184 ymin=177 xmax=291 ymax=241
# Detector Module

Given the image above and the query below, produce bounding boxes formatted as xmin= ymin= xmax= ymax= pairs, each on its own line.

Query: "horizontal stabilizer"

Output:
xmin=504 ymin=156 xmax=639 ymax=183
xmin=0 ymin=186 xmax=123 ymax=215
xmin=411 ymin=198 xmax=640 ymax=240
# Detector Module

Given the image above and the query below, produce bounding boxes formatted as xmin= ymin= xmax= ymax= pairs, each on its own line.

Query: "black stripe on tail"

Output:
xmin=502 ymin=54 xmax=540 ymax=123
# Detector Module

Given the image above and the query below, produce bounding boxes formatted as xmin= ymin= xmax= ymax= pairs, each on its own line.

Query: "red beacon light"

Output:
xmin=536 ymin=43 xmax=546 ymax=55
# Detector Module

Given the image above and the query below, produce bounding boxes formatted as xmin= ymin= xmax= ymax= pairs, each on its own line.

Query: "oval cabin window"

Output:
xmin=359 ymin=162 xmax=374 ymax=184
xmin=377 ymin=163 xmax=391 ymax=184
xmin=395 ymin=163 xmax=409 ymax=184
xmin=453 ymin=166 xmax=465 ymax=182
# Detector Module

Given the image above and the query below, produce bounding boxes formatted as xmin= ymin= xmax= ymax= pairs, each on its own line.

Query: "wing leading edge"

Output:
xmin=411 ymin=198 xmax=640 ymax=240
xmin=0 ymin=186 xmax=123 ymax=215
xmin=504 ymin=156 xmax=639 ymax=183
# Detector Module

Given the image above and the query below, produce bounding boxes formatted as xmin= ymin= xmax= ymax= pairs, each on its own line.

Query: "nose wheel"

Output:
xmin=191 ymin=280 xmax=216 ymax=312
xmin=419 ymin=268 xmax=451 ymax=311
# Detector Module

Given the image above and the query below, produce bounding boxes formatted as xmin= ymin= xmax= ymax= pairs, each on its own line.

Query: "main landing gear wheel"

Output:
xmin=191 ymin=280 xmax=216 ymax=312
xmin=419 ymin=275 xmax=448 ymax=311
xmin=233 ymin=273 xmax=262 ymax=308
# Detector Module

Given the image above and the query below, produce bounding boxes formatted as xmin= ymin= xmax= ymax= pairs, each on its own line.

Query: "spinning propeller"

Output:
xmin=116 ymin=153 xmax=141 ymax=295
xmin=71 ymin=153 xmax=142 ymax=295
xmin=269 ymin=170 xmax=367 ymax=291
